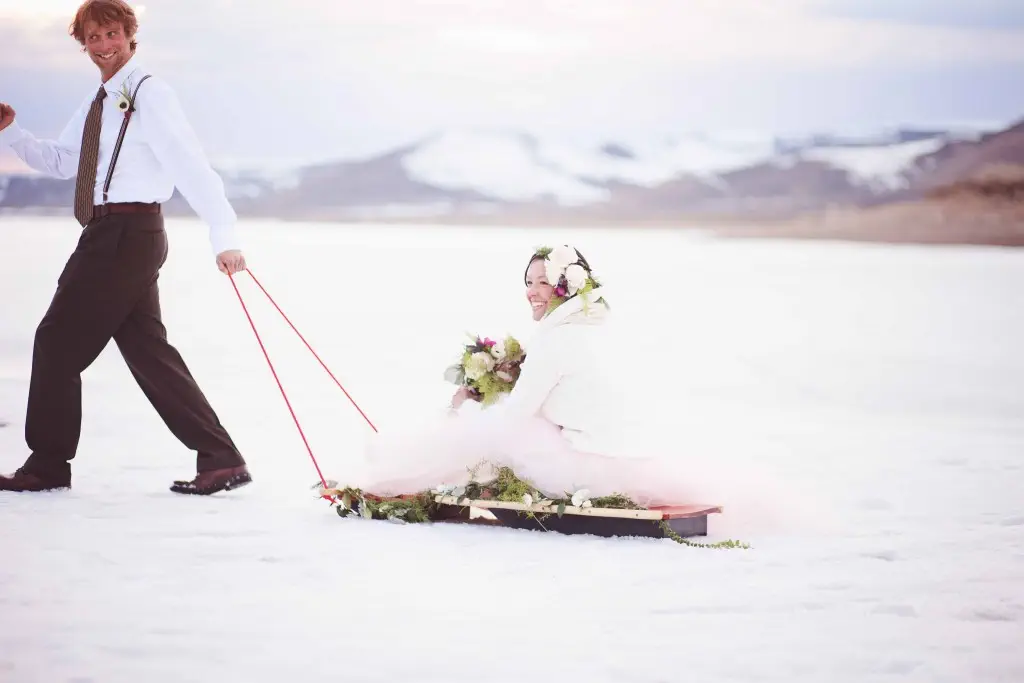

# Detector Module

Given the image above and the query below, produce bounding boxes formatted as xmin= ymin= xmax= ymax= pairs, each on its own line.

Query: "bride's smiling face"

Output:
xmin=524 ymin=258 xmax=554 ymax=321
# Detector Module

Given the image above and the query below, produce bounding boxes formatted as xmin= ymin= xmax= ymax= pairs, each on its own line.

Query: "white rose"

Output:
xmin=549 ymin=244 xmax=577 ymax=268
xmin=564 ymin=263 xmax=588 ymax=294
xmin=489 ymin=340 xmax=506 ymax=360
xmin=544 ymin=258 xmax=564 ymax=286
xmin=464 ymin=351 xmax=495 ymax=381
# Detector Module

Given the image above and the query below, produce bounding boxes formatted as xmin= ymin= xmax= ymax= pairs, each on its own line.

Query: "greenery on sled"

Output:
xmin=316 ymin=465 xmax=750 ymax=550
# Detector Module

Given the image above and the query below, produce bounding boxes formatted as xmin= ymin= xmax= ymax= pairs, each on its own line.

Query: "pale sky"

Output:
xmin=1 ymin=0 xmax=1023 ymax=166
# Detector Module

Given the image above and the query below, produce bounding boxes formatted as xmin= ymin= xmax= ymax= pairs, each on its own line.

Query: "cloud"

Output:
xmin=7 ymin=0 xmax=1024 ymax=73
xmin=811 ymin=0 xmax=1024 ymax=30
xmin=1 ymin=0 xmax=1022 ymax=164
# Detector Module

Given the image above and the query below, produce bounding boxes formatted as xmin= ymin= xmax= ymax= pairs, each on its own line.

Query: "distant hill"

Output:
xmin=2 ymin=120 xmax=1021 ymax=229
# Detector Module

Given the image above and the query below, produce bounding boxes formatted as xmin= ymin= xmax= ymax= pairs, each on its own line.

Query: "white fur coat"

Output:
xmin=498 ymin=287 xmax=618 ymax=453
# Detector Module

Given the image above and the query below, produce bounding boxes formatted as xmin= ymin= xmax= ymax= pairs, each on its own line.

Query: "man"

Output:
xmin=0 ymin=0 xmax=252 ymax=495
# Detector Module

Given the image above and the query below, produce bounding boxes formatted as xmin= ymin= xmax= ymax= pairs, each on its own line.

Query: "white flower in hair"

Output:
xmin=544 ymin=259 xmax=564 ymax=286
xmin=564 ymin=263 xmax=588 ymax=294
xmin=549 ymin=244 xmax=578 ymax=270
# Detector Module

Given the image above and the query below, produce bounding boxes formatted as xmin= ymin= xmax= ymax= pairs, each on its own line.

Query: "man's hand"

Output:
xmin=216 ymin=249 xmax=246 ymax=275
xmin=0 ymin=103 xmax=15 ymax=133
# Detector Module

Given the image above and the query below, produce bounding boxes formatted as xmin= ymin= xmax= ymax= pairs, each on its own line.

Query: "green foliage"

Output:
xmin=372 ymin=496 xmax=436 ymax=523
xmin=491 ymin=466 xmax=534 ymax=502
xmin=544 ymin=275 xmax=607 ymax=317
xmin=323 ymin=466 xmax=751 ymax=550
xmin=657 ymin=521 xmax=751 ymax=549
xmin=546 ymin=295 xmax=567 ymax=315
xmin=331 ymin=486 xmax=438 ymax=523
xmin=504 ymin=337 xmax=523 ymax=361
xmin=590 ymin=493 xmax=641 ymax=509
xmin=474 ymin=372 xmax=508 ymax=405
xmin=444 ymin=334 xmax=526 ymax=406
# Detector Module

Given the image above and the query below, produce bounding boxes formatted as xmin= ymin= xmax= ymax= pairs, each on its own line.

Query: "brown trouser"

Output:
xmin=22 ymin=211 xmax=245 ymax=480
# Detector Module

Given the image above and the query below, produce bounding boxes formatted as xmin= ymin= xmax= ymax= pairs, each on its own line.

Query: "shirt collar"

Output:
xmin=102 ymin=53 xmax=145 ymax=98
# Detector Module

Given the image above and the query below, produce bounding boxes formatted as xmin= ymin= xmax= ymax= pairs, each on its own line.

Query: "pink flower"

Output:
xmin=482 ymin=337 xmax=496 ymax=347
xmin=554 ymin=285 xmax=567 ymax=297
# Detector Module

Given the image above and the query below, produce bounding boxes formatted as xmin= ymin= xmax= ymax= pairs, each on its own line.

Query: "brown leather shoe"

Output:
xmin=169 ymin=465 xmax=252 ymax=495
xmin=0 ymin=467 xmax=71 ymax=492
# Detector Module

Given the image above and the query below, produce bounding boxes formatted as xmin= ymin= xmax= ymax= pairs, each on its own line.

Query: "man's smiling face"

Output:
xmin=82 ymin=19 xmax=133 ymax=81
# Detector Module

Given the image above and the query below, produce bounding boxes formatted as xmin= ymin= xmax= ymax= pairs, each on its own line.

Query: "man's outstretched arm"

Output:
xmin=0 ymin=100 xmax=87 ymax=179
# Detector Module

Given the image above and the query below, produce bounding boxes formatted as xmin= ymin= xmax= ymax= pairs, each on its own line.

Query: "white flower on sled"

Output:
xmin=522 ymin=491 xmax=554 ymax=507
xmin=464 ymin=351 xmax=495 ymax=381
xmin=571 ymin=489 xmax=593 ymax=508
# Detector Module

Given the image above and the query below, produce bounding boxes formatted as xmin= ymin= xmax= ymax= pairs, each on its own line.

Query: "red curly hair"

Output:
xmin=68 ymin=0 xmax=139 ymax=52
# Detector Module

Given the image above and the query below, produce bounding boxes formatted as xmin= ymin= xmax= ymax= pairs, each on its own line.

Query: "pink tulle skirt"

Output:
xmin=345 ymin=402 xmax=826 ymax=537
xmin=351 ymin=403 xmax=714 ymax=508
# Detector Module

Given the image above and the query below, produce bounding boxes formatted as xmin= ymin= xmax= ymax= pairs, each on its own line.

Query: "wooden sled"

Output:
xmin=431 ymin=495 xmax=722 ymax=540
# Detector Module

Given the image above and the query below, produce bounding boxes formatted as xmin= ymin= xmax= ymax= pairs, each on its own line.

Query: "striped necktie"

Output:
xmin=74 ymin=86 xmax=107 ymax=227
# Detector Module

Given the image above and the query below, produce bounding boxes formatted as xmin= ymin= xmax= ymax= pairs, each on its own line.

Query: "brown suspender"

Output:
xmin=101 ymin=74 xmax=152 ymax=204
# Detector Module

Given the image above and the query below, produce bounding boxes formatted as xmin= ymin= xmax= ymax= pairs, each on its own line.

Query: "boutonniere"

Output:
xmin=114 ymin=82 xmax=132 ymax=113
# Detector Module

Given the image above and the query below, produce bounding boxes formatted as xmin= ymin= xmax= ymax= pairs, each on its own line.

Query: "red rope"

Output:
xmin=244 ymin=268 xmax=379 ymax=434
xmin=227 ymin=272 xmax=330 ymax=493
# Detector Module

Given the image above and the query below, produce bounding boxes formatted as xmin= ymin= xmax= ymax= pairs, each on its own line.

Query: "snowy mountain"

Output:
xmin=399 ymin=129 xmax=780 ymax=203
xmin=1 ymin=120 xmax=1021 ymax=220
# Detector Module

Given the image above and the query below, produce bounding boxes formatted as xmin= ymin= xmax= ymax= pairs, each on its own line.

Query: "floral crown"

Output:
xmin=531 ymin=244 xmax=603 ymax=314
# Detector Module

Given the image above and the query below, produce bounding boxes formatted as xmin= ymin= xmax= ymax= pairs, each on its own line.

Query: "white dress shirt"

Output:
xmin=0 ymin=54 xmax=240 ymax=256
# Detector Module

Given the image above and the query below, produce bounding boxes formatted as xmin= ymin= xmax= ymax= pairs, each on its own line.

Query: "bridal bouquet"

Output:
xmin=444 ymin=334 xmax=526 ymax=406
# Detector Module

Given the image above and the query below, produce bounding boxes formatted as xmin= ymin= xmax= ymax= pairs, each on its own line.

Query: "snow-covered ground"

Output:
xmin=1 ymin=218 xmax=1022 ymax=682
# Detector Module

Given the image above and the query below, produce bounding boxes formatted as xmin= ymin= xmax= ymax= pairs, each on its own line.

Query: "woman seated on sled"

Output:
xmin=448 ymin=244 xmax=614 ymax=452
xmin=347 ymin=243 xmax=690 ymax=507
